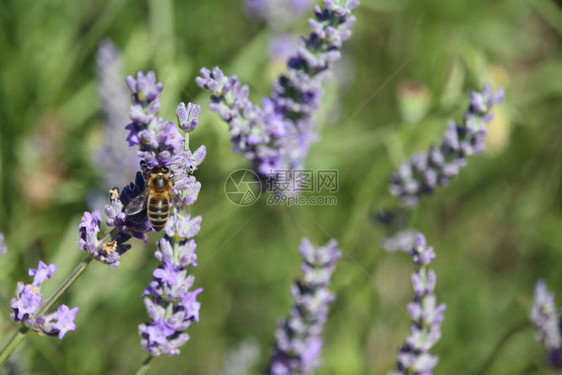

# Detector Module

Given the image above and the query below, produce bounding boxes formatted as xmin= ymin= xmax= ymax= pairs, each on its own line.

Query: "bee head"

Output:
xmin=152 ymin=165 xmax=170 ymax=175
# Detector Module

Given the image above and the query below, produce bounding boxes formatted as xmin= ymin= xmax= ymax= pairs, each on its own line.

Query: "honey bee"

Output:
xmin=124 ymin=165 xmax=184 ymax=231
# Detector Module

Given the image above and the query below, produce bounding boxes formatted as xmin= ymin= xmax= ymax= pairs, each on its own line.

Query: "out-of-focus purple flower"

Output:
xmin=0 ymin=233 xmax=6 ymax=255
xmin=530 ymin=280 xmax=562 ymax=368
xmin=139 ymin=212 xmax=203 ymax=357
xmin=92 ymin=39 xmax=138 ymax=188
xmin=389 ymin=233 xmax=446 ymax=375
xmin=245 ymin=0 xmax=314 ymax=27
xmin=269 ymin=35 xmax=300 ymax=63
xmin=10 ymin=261 xmax=79 ymax=340
xmin=381 ymin=228 xmax=417 ymax=253
xmin=223 ymin=338 xmax=262 ymax=375
xmin=266 ymin=239 xmax=341 ymax=375
xmin=390 ymin=84 xmax=504 ymax=206
xmin=198 ymin=0 xmax=359 ymax=183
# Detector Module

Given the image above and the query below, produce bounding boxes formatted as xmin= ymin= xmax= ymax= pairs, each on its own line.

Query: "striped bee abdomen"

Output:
xmin=147 ymin=196 xmax=169 ymax=231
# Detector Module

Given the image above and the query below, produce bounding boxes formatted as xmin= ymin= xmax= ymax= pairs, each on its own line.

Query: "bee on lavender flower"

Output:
xmin=125 ymin=160 xmax=194 ymax=231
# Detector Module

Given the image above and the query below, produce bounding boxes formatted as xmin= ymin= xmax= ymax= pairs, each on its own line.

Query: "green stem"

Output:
xmin=0 ymin=326 xmax=29 ymax=366
xmin=135 ymin=356 xmax=153 ymax=375
xmin=474 ymin=320 xmax=530 ymax=375
xmin=36 ymin=255 xmax=92 ymax=316
xmin=0 ymin=229 xmax=117 ymax=367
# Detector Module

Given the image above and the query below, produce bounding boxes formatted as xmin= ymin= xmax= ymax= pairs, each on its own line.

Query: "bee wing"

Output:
xmin=169 ymin=190 xmax=185 ymax=208
xmin=124 ymin=191 xmax=148 ymax=215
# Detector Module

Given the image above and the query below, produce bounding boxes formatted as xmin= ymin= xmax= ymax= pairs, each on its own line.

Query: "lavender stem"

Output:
xmin=0 ymin=326 xmax=28 ymax=366
xmin=0 ymin=229 xmax=117 ymax=366
xmin=135 ymin=356 xmax=153 ymax=375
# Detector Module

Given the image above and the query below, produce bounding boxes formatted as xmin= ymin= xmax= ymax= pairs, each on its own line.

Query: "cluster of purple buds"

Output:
xmin=138 ymin=212 xmax=203 ymax=356
xmin=389 ymin=84 xmax=505 ymax=206
xmin=10 ymin=261 xmax=78 ymax=340
xmin=389 ymin=233 xmax=446 ymax=375
xmin=92 ymin=39 xmax=138 ymax=188
xmin=77 ymin=203 xmax=141 ymax=268
xmin=530 ymin=280 xmax=562 ymax=368
xmin=125 ymin=71 xmax=180 ymax=168
xmin=197 ymin=0 xmax=359 ymax=182
xmin=267 ymin=239 xmax=341 ymax=375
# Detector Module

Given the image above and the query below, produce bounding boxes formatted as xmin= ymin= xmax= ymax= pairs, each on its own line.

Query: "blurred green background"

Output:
xmin=0 ymin=0 xmax=561 ymax=374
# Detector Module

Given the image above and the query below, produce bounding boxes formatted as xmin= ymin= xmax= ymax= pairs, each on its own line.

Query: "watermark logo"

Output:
xmin=224 ymin=169 xmax=338 ymax=207
xmin=266 ymin=194 xmax=337 ymax=207
xmin=224 ymin=169 xmax=262 ymax=206
xmin=265 ymin=169 xmax=339 ymax=194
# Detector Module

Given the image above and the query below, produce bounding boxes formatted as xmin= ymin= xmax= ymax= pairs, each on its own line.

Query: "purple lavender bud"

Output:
xmin=139 ymin=210 xmax=203 ymax=357
xmin=153 ymin=262 xmax=182 ymax=287
xmin=0 ymin=233 xmax=7 ymax=255
xmin=390 ymin=85 xmax=504 ymax=206
xmin=11 ymin=283 xmax=42 ymax=322
xmin=391 ymin=233 xmax=446 ymax=375
xmin=530 ymin=280 xmax=562 ymax=368
xmin=176 ymin=102 xmax=200 ymax=132
xmin=266 ymin=239 xmax=342 ymax=375
xmin=127 ymin=71 xmax=164 ymax=104
xmin=164 ymin=213 xmax=202 ymax=239
xmin=28 ymin=260 xmax=57 ymax=287
xmin=181 ymin=288 xmax=203 ymax=322
xmin=199 ymin=0 xmax=359 ymax=182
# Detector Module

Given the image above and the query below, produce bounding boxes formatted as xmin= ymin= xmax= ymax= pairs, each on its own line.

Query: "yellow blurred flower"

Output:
xmin=485 ymin=105 xmax=511 ymax=154
xmin=484 ymin=65 xmax=510 ymax=154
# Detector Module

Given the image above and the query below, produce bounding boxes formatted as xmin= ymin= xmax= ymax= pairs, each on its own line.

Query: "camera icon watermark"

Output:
xmin=224 ymin=169 xmax=262 ymax=206
xmin=224 ymin=168 xmax=338 ymax=207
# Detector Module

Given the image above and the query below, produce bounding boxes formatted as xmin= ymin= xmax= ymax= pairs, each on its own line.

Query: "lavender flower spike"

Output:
xmin=135 ymin=92 xmax=206 ymax=355
xmin=198 ymin=0 xmax=359 ymax=181
xmin=389 ymin=233 xmax=446 ymax=375
xmin=125 ymin=71 xmax=204 ymax=205
xmin=530 ymin=280 xmax=562 ymax=368
xmin=267 ymin=239 xmax=342 ymax=375
xmin=138 ymin=212 xmax=203 ymax=356
xmin=10 ymin=261 xmax=79 ymax=340
xmin=390 ymin=84 xmax=505 ymax=206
